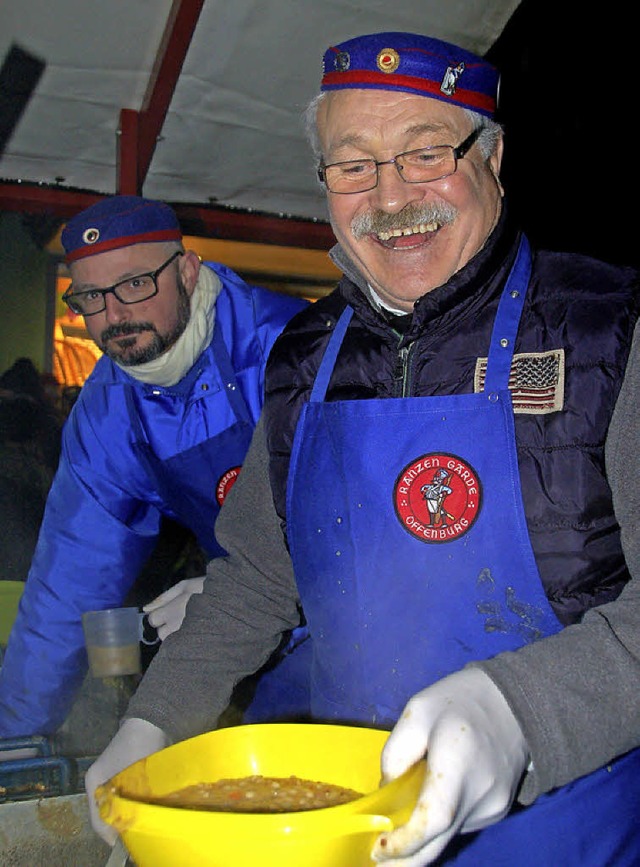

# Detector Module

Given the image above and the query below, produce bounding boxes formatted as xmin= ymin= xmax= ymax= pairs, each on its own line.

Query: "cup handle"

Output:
xmin=139 ymin=611 xmax=161 ymax=646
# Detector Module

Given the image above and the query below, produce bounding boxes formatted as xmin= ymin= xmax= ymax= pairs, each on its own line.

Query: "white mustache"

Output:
xmin=351 ymin=202 xmax=457 ymax=240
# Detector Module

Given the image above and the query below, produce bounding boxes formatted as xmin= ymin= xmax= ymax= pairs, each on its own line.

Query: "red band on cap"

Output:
xmin=322 ymin=69 xmax=495 ymax=114
xmin=65 ymin=228 xmax=182 ymax=263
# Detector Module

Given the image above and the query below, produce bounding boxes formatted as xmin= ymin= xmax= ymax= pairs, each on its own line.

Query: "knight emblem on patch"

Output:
xmin=474 ymin=349 xmax=565 ymax=414
xmin=393 ymin=453 xmax=482 ymax=543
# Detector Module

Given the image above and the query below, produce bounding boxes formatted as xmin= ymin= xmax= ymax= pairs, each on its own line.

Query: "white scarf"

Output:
xmin=118 ymin=263 xmax=221 ymax=387
xmin=367 ymin=283 xmax=408 ymax=315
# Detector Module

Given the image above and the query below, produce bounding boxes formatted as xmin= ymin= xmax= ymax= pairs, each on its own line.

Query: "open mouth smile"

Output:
xmin=376 ymin=220 xmax=440 ymax=243
xmin=373 ymin=220 xmax=444 ymax=249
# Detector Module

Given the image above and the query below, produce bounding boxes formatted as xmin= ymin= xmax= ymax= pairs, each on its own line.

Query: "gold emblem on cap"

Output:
xmin=377 ymin=48 xmax=400 ymax=74
xmin=82 ymin=227 xmax=100 ymax=245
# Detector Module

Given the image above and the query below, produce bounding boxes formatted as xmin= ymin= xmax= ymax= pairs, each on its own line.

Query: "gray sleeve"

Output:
xmin=473 ymin=319 xmax=640 ymax=805
xmin=125 ymin=415 xmax=300 ymax=743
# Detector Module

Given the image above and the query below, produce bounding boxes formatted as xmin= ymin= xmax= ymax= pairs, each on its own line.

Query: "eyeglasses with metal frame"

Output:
xmin=62 ymin=251 xmax=183 ymax=316
xmin=317 ymin=126 xmax=482 ymax=194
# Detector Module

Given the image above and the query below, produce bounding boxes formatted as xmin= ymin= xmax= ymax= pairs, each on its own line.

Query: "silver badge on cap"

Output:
xmin=441 ymin=62 xmax=465 ymax=96
xmin=82 ymin=227 xmax=100 ymax=245
xmin=335 ymin=50 xmax=350 ymax=72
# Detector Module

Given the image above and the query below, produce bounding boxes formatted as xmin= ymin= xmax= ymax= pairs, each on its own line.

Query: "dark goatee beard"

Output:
xmin=99 ymin=280 xmax=191 ymax=366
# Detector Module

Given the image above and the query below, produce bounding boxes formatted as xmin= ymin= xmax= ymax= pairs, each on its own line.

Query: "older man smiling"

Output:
xmin=87 ymin=32 xmax=640 ymax=865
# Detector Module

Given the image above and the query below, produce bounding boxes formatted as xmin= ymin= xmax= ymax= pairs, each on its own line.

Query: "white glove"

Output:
xmin=372 ymin=668 xmax=529 ymax=866
xmin=84 ymin=717 xmax=169 ymax=845
xmin=143 ymin=576 xmax=205 ymax=640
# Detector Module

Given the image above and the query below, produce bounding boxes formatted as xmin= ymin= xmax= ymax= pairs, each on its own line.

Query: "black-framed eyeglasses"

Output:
xmin=62 ymin=251 xmax=183 ymax=316
xmin=317 ymin=126 xmax=482 ymax=195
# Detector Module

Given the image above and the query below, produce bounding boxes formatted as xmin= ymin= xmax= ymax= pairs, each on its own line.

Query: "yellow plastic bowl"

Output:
xmin=97 ymin=722 xmax=425 ymax=867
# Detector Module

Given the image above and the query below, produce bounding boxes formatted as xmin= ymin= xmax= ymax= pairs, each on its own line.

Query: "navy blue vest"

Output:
xmin=265 ymin=219 xmax=640 ymax=624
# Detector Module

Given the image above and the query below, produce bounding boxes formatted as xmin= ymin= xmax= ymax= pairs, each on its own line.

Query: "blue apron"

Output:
xmin=286 ymin=238 xmax=640 ymax=865
xmin=130 ymin=319 xmax=254 ymax=557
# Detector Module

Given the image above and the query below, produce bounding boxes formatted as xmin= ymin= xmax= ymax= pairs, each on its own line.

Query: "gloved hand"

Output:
xmin=84 ymin=718 xmax=169 ymax=845
xmin=143 ymin=576 xmax=205 ymax=640
xmin=372 ymin=668 xmax=529 ymax=866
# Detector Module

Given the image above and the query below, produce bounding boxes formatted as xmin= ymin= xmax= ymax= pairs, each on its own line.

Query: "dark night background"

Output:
xmin=488 ymin=0 xmax=638 ymax=267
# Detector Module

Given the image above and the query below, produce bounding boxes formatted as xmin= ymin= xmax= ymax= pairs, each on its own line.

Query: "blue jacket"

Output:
xmin=0 ymin=261 xmax=306 ymax=736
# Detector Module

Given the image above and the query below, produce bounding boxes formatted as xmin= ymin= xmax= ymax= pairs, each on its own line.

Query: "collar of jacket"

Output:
xmin=329 ymin=203 xmax=522 ymax=340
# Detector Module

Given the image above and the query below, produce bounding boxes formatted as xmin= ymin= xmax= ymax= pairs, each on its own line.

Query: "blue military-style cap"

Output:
xmin=62 ymin=195 xmax=182 ymax=264
xmin=321 ymin=32 xmax=499 ymax=118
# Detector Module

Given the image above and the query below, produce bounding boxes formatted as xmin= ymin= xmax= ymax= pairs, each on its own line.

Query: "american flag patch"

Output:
xmin=474 ymin=349 xmax=564 ymax=414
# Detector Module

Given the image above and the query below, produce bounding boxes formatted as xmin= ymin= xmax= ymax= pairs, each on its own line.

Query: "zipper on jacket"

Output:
xmin=393 ymin=341 xmax=414 ymax=397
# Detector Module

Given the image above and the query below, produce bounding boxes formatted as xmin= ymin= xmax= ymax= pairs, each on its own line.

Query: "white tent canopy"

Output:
xmin=0 ymin=0 xmax=521 ymax=229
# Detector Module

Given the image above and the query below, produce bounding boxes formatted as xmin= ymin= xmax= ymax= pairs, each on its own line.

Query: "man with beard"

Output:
xmin=86 ymin=34 xmax=640 ymax=864
xmin=0 ymin=195 xmax=306 ymax=739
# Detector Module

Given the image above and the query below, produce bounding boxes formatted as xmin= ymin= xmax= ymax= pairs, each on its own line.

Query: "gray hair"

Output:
xmin=303 ymin=93 xmax=327 ymax=160
xmin=303 ymin=92 xmax=502 ymax=163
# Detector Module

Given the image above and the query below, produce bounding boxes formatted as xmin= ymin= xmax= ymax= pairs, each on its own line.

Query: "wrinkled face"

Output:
xmin=70 ymin=243 xmax=199 ymax=365
xmin=317 ymin=90 xmax=504 ymax=311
